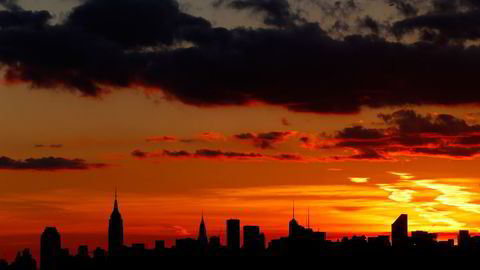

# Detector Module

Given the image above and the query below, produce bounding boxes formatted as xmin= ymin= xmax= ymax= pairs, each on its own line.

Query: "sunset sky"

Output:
xmin=3 ymin=0 xmax=480 ymax=261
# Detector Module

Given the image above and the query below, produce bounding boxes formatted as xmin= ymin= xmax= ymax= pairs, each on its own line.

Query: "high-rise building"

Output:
xmin=77 ymin=246 xmax=89 ymax=258
xmin=227 ymin=219 xmax=240 ymax=251
xmin=40 ymin=227 xmax=61 ymax=270
xmin=198 ymin=213 xmax=208 ymax=246
xmin=108 ymin=189 xmax=124 ymax=256
xmin=244 ymin=225 xmax=262 ymax=251
xmin=458 ymin=230 xmax=470 ymax=249
xmin=391 ymin=214 xmax=408 ymax=247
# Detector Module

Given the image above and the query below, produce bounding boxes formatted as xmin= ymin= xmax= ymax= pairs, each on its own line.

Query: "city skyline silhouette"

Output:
xmin=4 ymin=0 xmax=480 ymax=267
xmin=2 ymin=192 xmax=480 ymax=269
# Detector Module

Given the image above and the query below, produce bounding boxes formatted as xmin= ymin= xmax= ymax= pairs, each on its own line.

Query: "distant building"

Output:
xmin=411 ymin=231 xmax=437 ymax=247
xmin=198 ymin=213 xmax=208 ymax=246
xmin=155 ymin=240 xmax=165 ymax=251
xmin=108 ymin=189 xmax=124 ymax=256
xmin=11 ymin=249 xmax=36 ymax=270
xmin=227 ymin=219 xmax=240 ymax=251
xmin=243 ymin=226 xmax=262 ymax=251
xmin=40 ymin=227 xmax=61 ymax=270
xmin=458 ymin=230 xmax=470 ymax=249
xmin=77 ymin=246 xmax=89 ymax=258
xmin=392 ymin=214 xmax=408 ymax=247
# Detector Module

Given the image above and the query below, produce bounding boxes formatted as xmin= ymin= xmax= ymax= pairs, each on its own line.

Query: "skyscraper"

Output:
xmin=243 ymin=225 xmax=262 ymax=251
xmin=227 ymin=219 xmax=240 ymax=251
xmin=108 ymin=189 xmax=124 ymax=256
xmin=458 ymin=230 xmax=470 ymax=250
xmin=40 ymin=227 xmax=61 ymax=270
xmin=392 ymin=214 xmax=408 ymax=247
xmin=198 ymin=212 xmax=208 ymax=246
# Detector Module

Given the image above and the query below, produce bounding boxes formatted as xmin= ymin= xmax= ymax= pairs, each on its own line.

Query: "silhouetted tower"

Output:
xmin=227 ymin=219 xmax=240 ymax=251
xmin=458 ymin=230 xmax=470 ymax=250
xmin=392 ymin=214 xmax=408 ymax=247
xmin=108 ymin=189 xmax=124 ymax=256
xmin=198 ymin=212 xmax=208 ymax=246
xmin=40 ymin=227 xmax=61 ymax=270
xmin=289 ymin=201 xmax=299 ymax=238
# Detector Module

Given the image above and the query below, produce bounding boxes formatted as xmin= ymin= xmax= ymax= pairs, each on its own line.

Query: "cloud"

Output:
xmin=145 ymin=136 xmax=178 ymax=143
xmin=3 ymin=0 xmax=480 ymax=114
xmin=34 ymin=144 xmax=63 ymax=148
xmin=146 ymin=133 xmax=225 ymax=144
xmin=133 ymin=148 xmax=310 ymax=162
xmin=0 ymin=156 xmax=106 ymax=171
xmin=213 ymin=0 xmax=305 ymax=27
xmin=391 ymin=0 xmax=480 ymax=44
xmin=378 ymin=184 xmax=416 ymax=202
xmin=234 ymin=131 xmax=296 ymax=149
xmin=323 ymin=109 xmax=480 ymax=160
xmin=389 ymin=172 xmax=415 ymax=179
xmin=349 ymin=177 xmax=369 ymax=183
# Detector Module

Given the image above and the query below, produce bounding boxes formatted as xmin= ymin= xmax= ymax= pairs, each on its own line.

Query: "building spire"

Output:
xmin=308 ymin=207 xmax=310 ymax=229
xmin=113 ymin=187 xmax=119 ymax=212
xmin=293 ymin=200 xmax=295 ymax=219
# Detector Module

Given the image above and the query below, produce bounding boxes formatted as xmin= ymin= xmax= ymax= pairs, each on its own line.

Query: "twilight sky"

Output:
xmin=2 ymin=0 xmax=480 ymax=261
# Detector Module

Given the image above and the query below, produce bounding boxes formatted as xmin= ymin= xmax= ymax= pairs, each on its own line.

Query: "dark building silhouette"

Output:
xmin=155 ymin=240 xmax=165 ymax=251
xmin=227 ymin=219 xmax=240 ymax=251
xmin=108 ymin=189 xmax=124 ymax=256
xmin=10 ymin=249 xmax=36 ymax=270
xmin=40 ymin=227 xmax=61 ymax=270
xmin=392 ymin=214 xmax=408 ymax=247
xmin=411 ymin=231 xmax=437 ymax=248
xmin=77 ymin=246 xmax=88 ymax=258
xmin=243 ymin=226 xmax=265 ymax=252
xmin=458 ymin=230 xmax=470 ymax=249
xmin=197 ymin=213 xmax=208 ymax=247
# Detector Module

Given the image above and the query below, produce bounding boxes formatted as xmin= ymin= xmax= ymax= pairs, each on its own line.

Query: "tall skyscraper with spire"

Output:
xmin=108 ymin=189 xmax=124 ymax=256
xmin=198 ymin=212 xmax=208 ymax=246
xmin=289 ymin=201 xmax=299 ymax=238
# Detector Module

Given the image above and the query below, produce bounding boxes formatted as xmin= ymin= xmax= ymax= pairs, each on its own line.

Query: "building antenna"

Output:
xmin=293 ymin=200 xmax=295 ymax=219
xmin=308 ymin=207 xmax=310 ymax=229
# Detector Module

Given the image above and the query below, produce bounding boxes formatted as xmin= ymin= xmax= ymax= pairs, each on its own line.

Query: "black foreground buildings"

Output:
xmin=2 ymin=195 xmax=480 ymax=270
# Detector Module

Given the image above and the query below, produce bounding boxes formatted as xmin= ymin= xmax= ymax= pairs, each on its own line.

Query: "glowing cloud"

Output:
xmin=388 ymin=172 xmax=415 ymax=180
xmin=349 ymin=177 xmax=369 ymax=183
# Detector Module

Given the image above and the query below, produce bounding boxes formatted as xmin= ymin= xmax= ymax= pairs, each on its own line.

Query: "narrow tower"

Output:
xmin=108 ymin=188 xmax=124 ymax=256
xmin=198 ymin=211 xmax=208 ymax=246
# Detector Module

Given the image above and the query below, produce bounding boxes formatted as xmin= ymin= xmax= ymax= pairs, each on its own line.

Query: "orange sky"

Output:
xmin=3 ymin=84 xmax=480 ymax=260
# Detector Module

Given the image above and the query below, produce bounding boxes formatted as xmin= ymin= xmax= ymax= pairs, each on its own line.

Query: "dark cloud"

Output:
xmin=131 ymin=149 xmax=148 ymax=158
xmin=195 ymin=149 xmax=263 ymax=158
xmin=271 ymin=153 xmax=304 ymax=161
xmin=358 ymin=16 xmax=380 ymax=35
xmin=234 ymin=131 xmax=296 ymax=149
xmin=66 ymin=0 xmax=211 ymax=49
xmin=213 ymin=0 xmax=304 ymax=27
xmin=134 ymin=149 xmax=310 ymax=162
xmin=163 ymin=150 xmax=191 ymax=157
xmin=34 ymin=144 xmax=63 ymax=148
xmin=378 ymin=109 xmax=480 ymax=135
xmin=336 ymin=126 xmax=387 ymax=140
xmin=0 ymin=156 xmax=106 ymax=170
xmin=146 ymin=136 xmax=178 ymax=143
xmin=387 ymin=0 xmax=419 ymax=17
xmin=3 ymin=0 xmax=480 ymax=114
xmin=391 ymin=0 xmax=480 ymax=43
xmin=0 ymin=0 xmax=22 ymax=11
xmin=0 ymin=9 xmax=51 ymax=28
xmin=327 ymin=109 xmax=480 ymax=159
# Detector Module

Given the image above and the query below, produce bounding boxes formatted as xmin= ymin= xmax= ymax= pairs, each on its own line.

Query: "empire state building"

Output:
xmin=108 ymin=190 xmax=124 ymax=256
